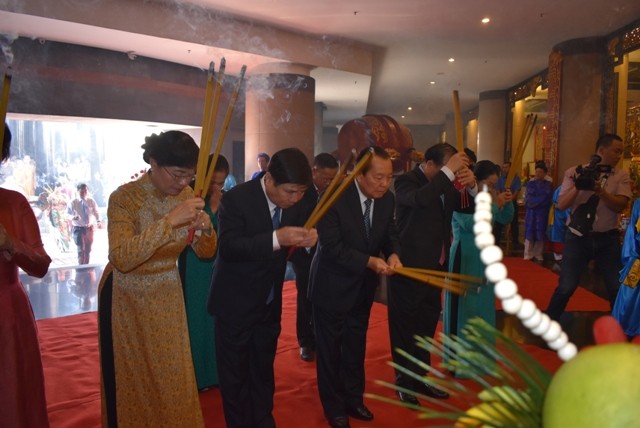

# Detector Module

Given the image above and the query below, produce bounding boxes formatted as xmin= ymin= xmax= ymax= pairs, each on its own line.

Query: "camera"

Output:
xmin=573 ymin=154 xmax=612 ymax=191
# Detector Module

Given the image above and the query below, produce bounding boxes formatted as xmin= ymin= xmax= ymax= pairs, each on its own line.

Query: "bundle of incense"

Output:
xmin=304 ymin=148 xmax=373 ymax=229
xmin=194 ymin=59 xmax=225 ymax=197
xmin=452 ymin=90 xmax=469 ymax=208
xmin=399 ymin=266 xmax=482 ymax=283
xmin=393 ymin=266 xmax=479 ymax=295
xmin=202 ymin=64 xmax=247 ymax=195
xmin=0 ymin=70 xmax=12 ymax=156
xmin=303 ymin=149 xmax=355 ymax=229
xmin=452 ymin=90 xmax=464 ymax=153
xmin=505 ymin=114 xmax=538 ymax=189
xmin=187 ymin=59 xmax=246 ymax=243
xmin=285 ymin=149 xmax=355 ymax=260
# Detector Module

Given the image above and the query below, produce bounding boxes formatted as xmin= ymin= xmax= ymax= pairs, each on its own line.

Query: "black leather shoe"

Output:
xmin=327 ymin=415 xmax=350 ymax=428
xmin=418 ymin=383 xmax=450 ymax=399
xmin=396 ymin=391 xmax=420 ymax=407
xmin=300 ymin=346 xmax=315 ymax=362
xmin=346 ymin=404 xmax=373 ymax=421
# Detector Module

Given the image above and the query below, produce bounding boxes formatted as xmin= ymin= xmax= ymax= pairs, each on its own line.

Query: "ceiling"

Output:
xmin=1 ymin=1 xmax=640 ymax=128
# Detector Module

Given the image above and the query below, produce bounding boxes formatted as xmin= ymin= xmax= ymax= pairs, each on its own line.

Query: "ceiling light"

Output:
xmin=407 ymin=106 xmax=412 ymax=111
xmin=448 ymin=58 xmax=455 ymax=63
xmin=482 ymin=17 xmax=490 ymax=24
xmin=429 ymin=81 xmax=436 ymax=85
xmin=401 ymin=115 xmax=405 ymax=119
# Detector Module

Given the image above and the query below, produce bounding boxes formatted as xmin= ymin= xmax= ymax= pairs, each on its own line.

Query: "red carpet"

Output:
xmin=499 ymin=257 xmax=610 ymax=312
xmin=39 ymin=276 xmax=571 ymax=428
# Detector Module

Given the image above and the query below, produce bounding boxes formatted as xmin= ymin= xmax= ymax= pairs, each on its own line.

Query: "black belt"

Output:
xmin=74 ymin=225 xmax=93 ymax=229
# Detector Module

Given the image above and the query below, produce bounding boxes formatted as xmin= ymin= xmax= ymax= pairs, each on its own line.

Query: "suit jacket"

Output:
xmin=208 ymin=178 xmax=307 ymax=327
xmin=309 ymin=183 xmax=400 ymax=313
xmin=394 ymin=164 xmax=467 ymax=269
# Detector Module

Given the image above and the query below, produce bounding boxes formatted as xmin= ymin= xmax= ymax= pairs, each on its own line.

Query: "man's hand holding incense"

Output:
xmin=456 ymin=166 xmax=476 ymax=188
xmin=495 ymin=189 xmax=513 ymax=208
xmin=368 ymin=255 xmax=400 ymax=276
xmin=444 ymin=152 xmax=470 ymax=173
xmin=276 ymin=227 xmax=318 ymax=248
xmin=386 ymin=253 xmax=402 ymax=272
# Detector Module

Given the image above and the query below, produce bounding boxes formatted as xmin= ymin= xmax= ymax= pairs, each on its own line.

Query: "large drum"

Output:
xmin=337 ymin=114 xmax=413 ymax=173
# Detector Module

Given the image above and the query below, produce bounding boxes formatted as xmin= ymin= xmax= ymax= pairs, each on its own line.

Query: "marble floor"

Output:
xmin=23 ymin=264 xmax=105 ymax=320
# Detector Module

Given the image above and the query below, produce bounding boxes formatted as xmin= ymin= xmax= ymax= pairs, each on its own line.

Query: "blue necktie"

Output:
xmin=363 ymin=199 xmax=372 ymax=241
xmin=272 ymin=206 xmax=281 ymax=229
xmin=266 ymin=206 xmax=281 ymax=304
xmin=81 ymin=200 xmax=89 ymax=223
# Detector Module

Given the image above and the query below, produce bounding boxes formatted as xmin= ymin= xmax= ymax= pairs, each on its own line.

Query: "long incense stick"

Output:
xmin=202 ymin=65 xmax=247 ymax=196
xmin=452 ymin=90 xmax=464 ymax=153
xmin=400 ymin=266 xmax=482 ymax=283
xmin=303 ymin=149 xmax=354 ymax=229
xmin=506 ymin=114 xmax=537 ymax=188
xmin=305 ymin=148 xmax=373 ymax=229
xmin=393 ymin=267 xmax=471 ymax=295
xmin=505 ymin=114 xmax=532 ymax=188
xmin=286 ymin=149 xmax=355 ymax=260
xmin=195 ymin=58 xmax=226 ymax=196
xmin=452 ymin=90 xmax=470 ymax=208
xmin=196 ymin=61 xmax=215 ymax=186
xmin=0 ymin=70 xmax=12 ymax=155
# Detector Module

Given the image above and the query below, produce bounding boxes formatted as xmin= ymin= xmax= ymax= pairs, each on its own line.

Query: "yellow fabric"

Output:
xmin=623 ymin=258 xmax=640 ymax=288
xmin=104 ymin=172 xmax=216 ymax=427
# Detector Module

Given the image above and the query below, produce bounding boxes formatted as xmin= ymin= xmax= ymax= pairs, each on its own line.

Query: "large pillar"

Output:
xmin=314 ymin=102 xmax=326 ymax=155
xmin=478 ymin=90 xmax=508 ymax=163
xmin=549 ymin=37 xmax=606 ymax=178
xmin=245 ymin=63 xmax=315 ymax=180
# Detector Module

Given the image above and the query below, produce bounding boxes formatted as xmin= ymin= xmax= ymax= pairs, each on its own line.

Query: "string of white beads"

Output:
xmin=473 ymin=187 xmax=577 ymax=362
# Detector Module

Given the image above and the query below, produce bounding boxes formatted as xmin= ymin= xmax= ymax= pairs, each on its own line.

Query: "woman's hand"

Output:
xmin=165 ymin=198 xmax=206 ymax=229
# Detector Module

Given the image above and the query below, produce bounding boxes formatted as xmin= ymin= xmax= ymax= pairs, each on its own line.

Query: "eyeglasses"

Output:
xmin=162 ymin=167 xmax=195 ymax=184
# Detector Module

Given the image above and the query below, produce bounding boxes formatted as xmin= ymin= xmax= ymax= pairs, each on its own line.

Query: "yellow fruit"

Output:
xmin=543 ymin=343 xmax=640 ymax=428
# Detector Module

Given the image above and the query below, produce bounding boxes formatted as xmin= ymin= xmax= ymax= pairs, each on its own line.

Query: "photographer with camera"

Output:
xmin=545 ymin=134 xmax=631 ymax=321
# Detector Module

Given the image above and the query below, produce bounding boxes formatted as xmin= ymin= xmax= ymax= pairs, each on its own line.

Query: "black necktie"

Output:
xmin=363 ymin=199 xmax=372 ymax=241
xmin=266 ymin=206 xmax=281 ymax=304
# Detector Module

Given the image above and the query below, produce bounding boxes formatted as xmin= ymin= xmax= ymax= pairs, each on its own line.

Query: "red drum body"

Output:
xmin=337 ymin=114 xmax=413 ymax=173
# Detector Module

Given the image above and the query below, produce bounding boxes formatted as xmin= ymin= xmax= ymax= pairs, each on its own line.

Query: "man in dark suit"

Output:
xmin=309 ymin=146 xmax=401 ymax=428
xmin=208 ymin=148 xmax=318 ymax=428
xmin=388 ymin=143 xmax=476 ymax=406
xmin=289 ymin=153 xmax=339 ymax=363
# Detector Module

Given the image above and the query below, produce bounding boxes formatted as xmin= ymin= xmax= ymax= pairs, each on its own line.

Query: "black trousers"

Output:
xmin=546 ymin=230 xmax=621 ymax=321
xmin=292 ymin=262 xmax=315 ymax=349
xmin=215 ymin=305 xmax=281 ymax=428
xmin=72 ymin=225 xmax=94 ymax=264
xmin=387 ymin=274 xmax=441 ymax=389
xmin=313 ymin=287 xmax=375 ymax=418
